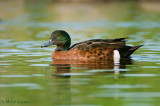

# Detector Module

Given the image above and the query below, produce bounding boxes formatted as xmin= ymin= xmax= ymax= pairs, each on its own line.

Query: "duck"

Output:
xmin=41 ymin=30 xmax=143 ymax=60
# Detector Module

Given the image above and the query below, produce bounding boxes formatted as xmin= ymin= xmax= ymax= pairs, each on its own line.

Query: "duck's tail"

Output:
xmin=118 ymin=45 xmax=143 ymax=58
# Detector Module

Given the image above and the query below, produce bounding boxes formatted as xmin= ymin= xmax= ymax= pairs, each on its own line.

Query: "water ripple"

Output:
xmin=0 ymin=83 xmax=42 ymax=89
xmin=0 ymin=64 xmax=12 ymax=66
xmin=90 ymin=92 xmax=160 ymax=97
xmin=86 ymin=69 xmax=129 ymax=73
xmin=29 ymin=64 xmax=50 ymax=66
xmin=0 ymin=74 xmax=44 ymax=78
xmin=99 ymin=84 xmax=149 ymax=89
xmin=56 ymin=73 xmax=94 ymax=76
xmin=123 ymin=74 xmax=157 ymax=77
xmin=2 ymin=20 xmax=160 ymax=29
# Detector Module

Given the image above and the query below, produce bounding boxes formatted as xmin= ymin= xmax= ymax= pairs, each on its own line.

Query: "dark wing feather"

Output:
xmin=119 ymin=45 xmax=143 ymax=58
xmin=68 ymin=38 xmax=126 ymax=50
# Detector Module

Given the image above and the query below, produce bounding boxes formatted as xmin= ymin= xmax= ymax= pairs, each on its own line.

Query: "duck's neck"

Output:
xmin=55 ymin=41 xmax=71 ymax=51
xmin=55 ymin=46 xmax=69 ymax=51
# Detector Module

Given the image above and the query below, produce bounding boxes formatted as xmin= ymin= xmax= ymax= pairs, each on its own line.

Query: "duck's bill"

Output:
xmin=41 ymin=40 xmax=53 ymax=48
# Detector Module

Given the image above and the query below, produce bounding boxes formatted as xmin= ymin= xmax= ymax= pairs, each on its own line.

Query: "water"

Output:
xmin=0 ymin=1 xmax=160 ymax=106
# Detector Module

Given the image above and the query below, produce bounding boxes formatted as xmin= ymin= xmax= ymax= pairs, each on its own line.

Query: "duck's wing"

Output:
xmin=68 ymin=38 xmax=126 ymax=51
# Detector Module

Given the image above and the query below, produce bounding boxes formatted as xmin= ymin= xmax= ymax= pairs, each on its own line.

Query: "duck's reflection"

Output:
xmin=51 ymin=58 xmax=132 ymax=78
xmin=50 ymin=58 xmax=132 ymax=105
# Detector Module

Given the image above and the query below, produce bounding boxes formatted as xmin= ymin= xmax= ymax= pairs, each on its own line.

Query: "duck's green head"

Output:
xmin=41 ymin=30 xmax=71 ymax=51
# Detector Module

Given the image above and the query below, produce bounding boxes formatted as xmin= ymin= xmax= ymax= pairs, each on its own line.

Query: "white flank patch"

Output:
xmin=114 ymin=50 xmax=120 ymax=63
xmin=114 ymin=50 xmax=120 ymax=72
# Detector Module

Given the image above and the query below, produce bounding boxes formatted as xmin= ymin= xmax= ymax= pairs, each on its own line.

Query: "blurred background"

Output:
xmin=1 ymin=0 xmax=160 ymax=41
xmin=0 ymin=0 xmax=160 ymax=106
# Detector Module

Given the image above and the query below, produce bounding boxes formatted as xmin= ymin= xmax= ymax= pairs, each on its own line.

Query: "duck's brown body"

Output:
xmin=52 ymin=47 xmax=114 ymax=60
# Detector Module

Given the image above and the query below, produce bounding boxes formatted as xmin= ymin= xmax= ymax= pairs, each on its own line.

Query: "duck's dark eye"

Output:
xmin=57 ymin=35 xmax=61 ymax=37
